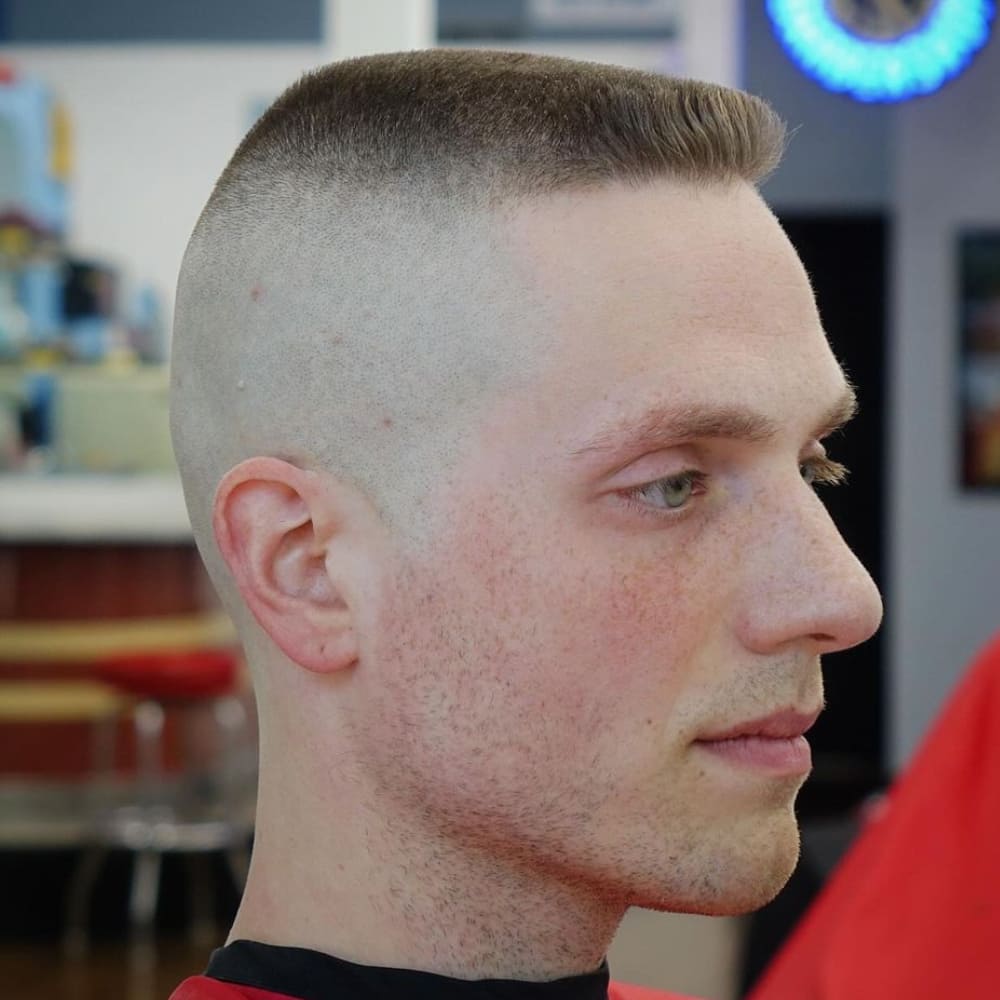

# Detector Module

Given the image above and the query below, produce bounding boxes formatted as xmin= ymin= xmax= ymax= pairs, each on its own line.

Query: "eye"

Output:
xmin=622 ymin=470 xmax=708 ymax=513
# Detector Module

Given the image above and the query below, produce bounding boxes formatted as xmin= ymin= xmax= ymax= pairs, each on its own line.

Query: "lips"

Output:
xmin=695 ymin=706 xmax=822 ymax=743
xmin=692 ymin=707 xmax=821 ymax=775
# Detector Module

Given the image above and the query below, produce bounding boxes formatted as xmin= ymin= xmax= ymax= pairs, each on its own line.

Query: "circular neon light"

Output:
xmin=767 ymin=0 xmax=995 ymax=102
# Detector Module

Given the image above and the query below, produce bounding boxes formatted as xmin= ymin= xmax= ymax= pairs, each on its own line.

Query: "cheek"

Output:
xmin=436 ymin=498 xmax=721 ymax=740
xmin=512 ymin=519 xmax=720 ymax=687
xmin=363 ymin=487 xmax=729 ymax=790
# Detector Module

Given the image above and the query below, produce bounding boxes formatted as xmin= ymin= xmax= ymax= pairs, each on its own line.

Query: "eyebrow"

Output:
xmin=570 ymin=381 xmax=859 ymax=459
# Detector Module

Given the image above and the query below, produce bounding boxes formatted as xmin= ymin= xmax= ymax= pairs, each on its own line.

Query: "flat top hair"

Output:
xmin=213 ymin=48 xmax=785 ymax=208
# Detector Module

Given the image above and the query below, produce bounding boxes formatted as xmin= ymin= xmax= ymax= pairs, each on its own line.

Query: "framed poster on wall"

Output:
xmin=959 ymin=230 xmax=1000 ymax=490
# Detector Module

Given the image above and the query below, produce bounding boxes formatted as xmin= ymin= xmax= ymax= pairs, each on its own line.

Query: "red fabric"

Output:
xmin=170 ymin=976 xmax=298 ymax=1000
xmin=749 ymin=629 xmax=1000 ymax=1000
xmin=608 ymin=981 xmax=701 ymax=999
xmin=171 ymin=975 xmax=699 ymax=1000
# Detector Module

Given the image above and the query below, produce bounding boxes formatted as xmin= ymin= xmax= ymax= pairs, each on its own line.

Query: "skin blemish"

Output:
xmin=250 ymin=283 xmax=263 ymax=302
xmin=383 ymin=417 xmax=394 ymax=428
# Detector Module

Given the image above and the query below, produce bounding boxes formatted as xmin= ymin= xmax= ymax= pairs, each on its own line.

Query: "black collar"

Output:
xmin=208 ymin=939 xmax=611 ymax=1000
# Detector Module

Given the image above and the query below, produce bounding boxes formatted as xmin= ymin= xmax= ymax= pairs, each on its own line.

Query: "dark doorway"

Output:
xmin=782 ymin=213 xmax=888 ymax=810
xmin=740 ymin=213 xmax=889 ymax=995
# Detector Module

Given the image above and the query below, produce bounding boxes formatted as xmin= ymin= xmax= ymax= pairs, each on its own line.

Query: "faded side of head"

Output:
xmin=170 ymin=48 xmax=785 ymax=634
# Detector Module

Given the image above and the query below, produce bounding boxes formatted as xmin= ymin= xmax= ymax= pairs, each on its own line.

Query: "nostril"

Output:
xmin=811 ymin=632 xmax=836 ymax=644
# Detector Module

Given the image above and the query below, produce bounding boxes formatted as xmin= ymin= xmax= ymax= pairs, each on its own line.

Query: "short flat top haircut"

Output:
xmin=218 ymin=48 xmax=784 ymax=202
xmin=171 ymin=50 xmax=786 ymax=615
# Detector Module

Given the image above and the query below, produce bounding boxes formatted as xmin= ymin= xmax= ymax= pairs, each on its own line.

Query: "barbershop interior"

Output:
xmin=0 ymin=1 xmax=998 ymax=998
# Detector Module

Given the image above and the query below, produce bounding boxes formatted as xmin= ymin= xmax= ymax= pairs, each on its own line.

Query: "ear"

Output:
xmin=212 ymin=457 xmax=368 ymax=673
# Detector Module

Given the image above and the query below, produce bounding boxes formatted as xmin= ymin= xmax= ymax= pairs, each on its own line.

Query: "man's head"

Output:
xmin=171 ymin=50 xmax=882 ymax=932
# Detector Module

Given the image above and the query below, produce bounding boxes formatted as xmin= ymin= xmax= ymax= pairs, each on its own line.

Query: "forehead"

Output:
xmin=497 ymin=180 xmax=845 ymax=437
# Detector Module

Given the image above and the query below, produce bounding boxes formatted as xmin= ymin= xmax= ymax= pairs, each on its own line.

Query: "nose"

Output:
xmin=736 ymin=486 xmax=884 ymax=657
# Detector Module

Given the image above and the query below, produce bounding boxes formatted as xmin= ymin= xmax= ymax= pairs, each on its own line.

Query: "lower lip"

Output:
xmin=694 ymin=735 xmax=812 ymax=774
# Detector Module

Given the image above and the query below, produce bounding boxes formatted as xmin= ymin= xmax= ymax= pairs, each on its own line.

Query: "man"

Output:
xmin=169 ymin=49 xmax=882 ymax=1000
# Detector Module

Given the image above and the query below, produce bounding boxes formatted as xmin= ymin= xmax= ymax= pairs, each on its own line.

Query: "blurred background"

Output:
xmin=0 ymin=2 xmax=997 ymax=998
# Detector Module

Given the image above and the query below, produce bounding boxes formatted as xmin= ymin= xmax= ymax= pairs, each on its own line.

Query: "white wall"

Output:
xmin=0 ymin=44 xmax=328 ymax=322
xmin=889 ymin=34 xmax=1000 ymax=769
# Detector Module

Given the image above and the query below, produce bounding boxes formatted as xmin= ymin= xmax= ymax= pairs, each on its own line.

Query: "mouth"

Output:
xmin=692 ymin=707 xmax=821 ymax=775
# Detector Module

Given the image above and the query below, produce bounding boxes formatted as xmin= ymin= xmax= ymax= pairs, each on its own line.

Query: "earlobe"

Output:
xmin=213 ymin=458 xmax=360 ymax=673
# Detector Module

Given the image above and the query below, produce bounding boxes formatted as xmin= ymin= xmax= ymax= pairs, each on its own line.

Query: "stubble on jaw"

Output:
xmin=356 ymin=489 xmax=807 ymax=928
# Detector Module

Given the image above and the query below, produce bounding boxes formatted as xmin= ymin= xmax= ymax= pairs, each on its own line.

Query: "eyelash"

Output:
xmin=619 ymin=455 xmax=850 ymax=520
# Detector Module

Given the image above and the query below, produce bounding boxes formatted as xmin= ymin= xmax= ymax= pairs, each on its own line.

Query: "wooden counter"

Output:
xmin=0 ymin=474 xmax=191 ymax=543
xmin=0 ymin=474 xmax=230 ymax=777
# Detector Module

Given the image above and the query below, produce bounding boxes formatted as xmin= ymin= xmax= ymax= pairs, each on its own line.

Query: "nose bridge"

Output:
xmin=739 ymin=480 xmax=883 ymax=655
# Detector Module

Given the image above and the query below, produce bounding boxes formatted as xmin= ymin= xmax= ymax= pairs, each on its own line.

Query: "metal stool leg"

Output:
xmin=128 ymin=848 xmax=162 ymax=943
xmin=185 ymin=852 xmax=216 ymax=946
xmin=63 ymin=845 xmax=108 ymax=956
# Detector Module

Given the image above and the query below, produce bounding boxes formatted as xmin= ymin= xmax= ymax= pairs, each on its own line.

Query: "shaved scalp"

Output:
xmin=171 ymin=49 xmax=785 ymax=616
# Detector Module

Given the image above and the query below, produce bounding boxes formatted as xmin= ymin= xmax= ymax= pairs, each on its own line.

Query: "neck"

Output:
xmin=229 ymin=765 xmax=626 ymax=982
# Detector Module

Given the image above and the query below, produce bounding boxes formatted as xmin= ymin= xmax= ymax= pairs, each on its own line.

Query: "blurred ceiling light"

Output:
xmin=767 ymin=0 xmax=995 ymax=102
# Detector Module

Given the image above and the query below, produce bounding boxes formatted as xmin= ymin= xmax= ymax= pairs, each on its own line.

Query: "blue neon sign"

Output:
xmin=766 ymin=0 xmax=995 ymax=102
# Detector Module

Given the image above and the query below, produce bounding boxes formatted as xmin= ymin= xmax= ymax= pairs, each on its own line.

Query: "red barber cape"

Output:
xmin=749 ymin=629 xmax=1000 ymax=1000
xmin=170 ymin=976 xmax=700 ymax=1000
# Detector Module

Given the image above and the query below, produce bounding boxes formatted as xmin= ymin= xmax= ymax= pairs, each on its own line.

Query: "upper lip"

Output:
xmin=695 ymin=706 xmax=822 ymax=742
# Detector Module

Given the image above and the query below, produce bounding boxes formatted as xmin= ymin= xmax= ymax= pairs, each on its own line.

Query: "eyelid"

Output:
xmin=616 ymin=455 xmax=852 ymax=522
xmin=617 ymin=469 xmax=708 ymax=521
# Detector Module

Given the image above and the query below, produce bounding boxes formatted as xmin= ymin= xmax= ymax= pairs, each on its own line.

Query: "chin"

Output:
xmin=627 ymin=810 xmax=802 ymax=917
xmin=692 ymin=865 xmax=796 ymax=917
xmin=635 ymin=865 xmax=798 ymax=918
